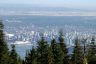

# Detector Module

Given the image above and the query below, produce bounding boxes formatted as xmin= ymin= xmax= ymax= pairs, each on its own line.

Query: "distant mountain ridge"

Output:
xmin=0 ymin=5 xmax=94 ymax=12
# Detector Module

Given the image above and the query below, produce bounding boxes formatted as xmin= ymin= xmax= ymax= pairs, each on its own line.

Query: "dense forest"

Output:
xmin=0 ymin=21 xmax=96 ymax=64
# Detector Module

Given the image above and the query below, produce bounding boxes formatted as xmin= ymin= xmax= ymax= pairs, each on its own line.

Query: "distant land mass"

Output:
xmin=0 ymin=5 xmax=96 ymax=16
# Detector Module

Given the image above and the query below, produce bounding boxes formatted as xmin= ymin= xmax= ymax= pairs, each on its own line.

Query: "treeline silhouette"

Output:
xmin=0 ymin=21 xmax=96 ymax=64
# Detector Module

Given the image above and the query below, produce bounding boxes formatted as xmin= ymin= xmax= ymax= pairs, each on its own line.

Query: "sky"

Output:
xmin=0 ymin=0 xmax=96 ymax=10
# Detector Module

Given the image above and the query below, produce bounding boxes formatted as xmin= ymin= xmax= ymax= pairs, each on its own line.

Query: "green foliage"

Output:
xmin=25 ymin=47 xmax=37 ymax=64
xmin=47 ymin=45 xmax=54 ymax=64
xmin=51 ymin=38 xmax=63 ymax=64
xmin=0 ymin=21 xmax=10 ymax=64
xmin=83 ymin=57 xmax=88 ymax=64
xmin=0 ymin=21 xmax=4 ymax=29
xmin=37 ymin=36 xmax=49 ymax=64
xmin=10 ymin=44 xmax=22 ymax=64
xmin=58 ymin=30 xmax=69 ymax=64
xmin=72 ymin=38 xmax=84 ymax=64
xmin=87 ymin=36 xmax=96 ymax=64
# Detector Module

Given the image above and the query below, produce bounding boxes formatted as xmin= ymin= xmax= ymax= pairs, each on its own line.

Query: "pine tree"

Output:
xmin=22 ymin=60 xmax=26 ymax=64
xmin=81 ymin=38 xmax=88 ymax=64
xmin=51 ymin=38 xmax=63 ymax=64
xmin=0 ymin=21 xmax=10 ymax=64
xmin=58 ymin=30 xmax=69 ymax=64
xmin=37 ymin=36 xmax=49 ymax=64
xmin=72 ymin=38 xmax=83 ymax=64
xmin=10 ymin=44 xmax=22 ymax=64
xmin=25 ymin=47 xmax=37 ymax=64
xmin=47 ymin=45 xmax=54 ymax=64
xmin=87 ymin=36 xmax=96 ymax=64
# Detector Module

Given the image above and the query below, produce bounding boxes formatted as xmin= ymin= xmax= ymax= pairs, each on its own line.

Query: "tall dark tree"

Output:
xmin=25 ymin=47 xmax=37 ymax=64
xmin=58 ymin=30 xmax=69 ymax=64
xmin=10 ymin=44 xmax=22 ymax=64
xmin=87 ymin=36 xmax=96 ymax=64
xmin=0 ymin=21 xmax=10 ymax=64
xmin=51 ymin=38 xmax=63 ymax=64
xmin=81 ymin=38 xmax=88 ymax=64
xmin=72 ymin=38 xmax=83 ymax=64
xmin=37 ymin=36 xmax=49 ymax=64
xmin=47 ymin=45 xmax=54 ymax=64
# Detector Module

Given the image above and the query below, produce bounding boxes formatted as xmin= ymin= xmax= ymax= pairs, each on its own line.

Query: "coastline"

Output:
xmin=0 ymin=12 xmax=96 ymax=16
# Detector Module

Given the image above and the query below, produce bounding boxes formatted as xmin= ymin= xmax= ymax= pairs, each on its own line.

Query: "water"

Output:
xmin=1 ymin=15 xmax=96 ymax=27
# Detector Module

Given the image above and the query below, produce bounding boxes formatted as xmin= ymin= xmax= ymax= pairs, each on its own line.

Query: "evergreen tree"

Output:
xmin=22 ymin=60 xmax=26 ymax=64
xmin=37 ymin=36 xmax=49 ymax=64
xmin=10 ymin=44 xmax=22 ymax=64
xmin=58 ymin=30 xmax=69 ymax=64
xmin=0 ymin=21 xmax=10 ymax=64
xmin=81 ymin=38 xmax=88 ymax=64
xmin=25 ymin=47 xmax=37 ymax=64
xmin=51 ymin=38 xmax=63 ymax=64
xmin=47 ymin=45 xmax=54 ymax=64
xmin=87 ymin=36 xmax=96 ymax=64
xmin=72 ymin=38 xmax=83 ymax=64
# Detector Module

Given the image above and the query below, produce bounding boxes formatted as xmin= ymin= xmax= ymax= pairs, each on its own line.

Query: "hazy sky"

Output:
xmin=0 ymin=0 xmax=96 ymax=9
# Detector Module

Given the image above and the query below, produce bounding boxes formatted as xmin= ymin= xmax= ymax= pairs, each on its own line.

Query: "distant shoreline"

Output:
xmin=0 ymin=12 xmax=96 ymax=16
